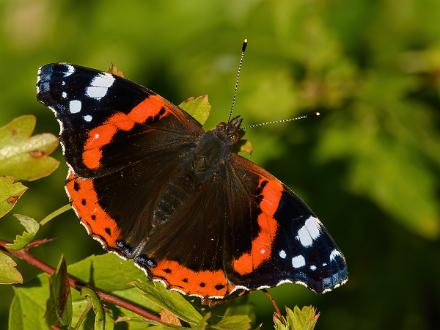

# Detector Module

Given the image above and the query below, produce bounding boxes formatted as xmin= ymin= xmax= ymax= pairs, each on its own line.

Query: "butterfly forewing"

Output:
xmin=37 ymin=63 xmax=202 ymax=178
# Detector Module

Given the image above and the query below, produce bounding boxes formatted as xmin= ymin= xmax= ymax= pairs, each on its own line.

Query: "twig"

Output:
xmin=0 ymin=240 xmax=162 ymax=323
xmin=25 ymin=238 xmax=55 ymax=249
xmin=262 ymin=289 xmax=282 ymax=319
xmin=39 ymin=204 xmax=72 ymax=227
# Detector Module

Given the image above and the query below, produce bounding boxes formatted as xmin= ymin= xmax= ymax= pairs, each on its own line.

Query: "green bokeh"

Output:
xmin=0 ymin=0 xmax=439 ymax=328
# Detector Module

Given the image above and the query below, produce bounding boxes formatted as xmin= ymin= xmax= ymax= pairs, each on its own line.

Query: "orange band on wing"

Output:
xmin=82 ymin=95 xmax=170 ymax=169
xmin=82 ymin=149 xmax=102 ymax=169
xmin=65 ymin=171 xmax=121 ymax=248
xmin=151 ymin=260 xmax=235 ymax=298
xmin=232 ymin=178 xmax=282 ymax=275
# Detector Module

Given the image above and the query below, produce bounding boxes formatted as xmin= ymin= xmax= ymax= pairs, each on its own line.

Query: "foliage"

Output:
xmin=0 ymin=0 xmax=439 ymax=328
xmin=0 ymin=251 xmax=22 ymax=285
xmin=273 ymin=306 xmax=319 ymax=330
xmin=179 ymin=95 xmax=211 ymax=126
xmin=0 ymin=177 xmax=27 ymax=219
xmin=6 ymin=214 xmax=40 ymax=250
xmin=0 ymin=115 xmax=59 ymax=181
xmin=46 ymin=257 xmax=72 ymax=328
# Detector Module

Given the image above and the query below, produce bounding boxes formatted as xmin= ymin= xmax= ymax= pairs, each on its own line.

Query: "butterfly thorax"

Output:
xmin=151 ymin=116 xmax=244 ymax=227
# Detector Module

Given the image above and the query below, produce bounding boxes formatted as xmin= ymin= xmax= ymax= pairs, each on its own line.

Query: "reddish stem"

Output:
xmin=0 ymin=240 xmax=161 ymax=323
xmin=262 ymin=289 xmax=282 ymax=319
xmin=25 ymin=238 xmax=55 ymax=249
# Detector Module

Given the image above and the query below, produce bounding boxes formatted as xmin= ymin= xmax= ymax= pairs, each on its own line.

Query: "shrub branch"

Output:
xmin=0 ymin=239 xmax=162 ymax=324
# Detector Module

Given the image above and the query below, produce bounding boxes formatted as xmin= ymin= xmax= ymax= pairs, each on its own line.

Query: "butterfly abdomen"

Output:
xmin=152 ymin=129 xmax=233 ymax=227
xmin=152 ymin=172 xmax=196 ymax=227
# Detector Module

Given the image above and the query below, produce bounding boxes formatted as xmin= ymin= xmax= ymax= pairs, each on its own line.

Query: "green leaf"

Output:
xmin=274 ymin=306 xmax=319 ymax=330
xmin=68 ymin=254 xmax=163 ymax=324
xmin=46 ymin=256 xmax=73 ymax=328
xmin=0 ymin=176 xmax=27 ymax=218
xmin=179 ymin=95 xmax=211 ymax=125
xmin=81 ymin=287 xmax=107 ymax=330
xmin=9 ymin=277 xmax=50 ymax=330
xmin=135 ymin=280 xmax=203 ymax=326
xmin=239 ymin=140 xmax=253 ymax=155
xmin=6 ymin=214 xmax=40 ymax=250
xmin=233 ymin=139 xmax=253 ymax=156
xmin=223 ymin=304 xmax=256 ymax=325
xmin=68 ymin=253 xmax=146 ymax=292
xmin=0 ymin=115 xmax=59 ymax=181
xmin=211 ymin=315 xmax=252 ymax=330
xmin=287 ymin=306 xmax=319 ymax=330
xmin=71 ymin=299 xmax=93 ymax=330
xmin=0 ymin=251 xmax=23 ymax=284
xmin=9 ymin=271 xmax=114 ymax=330
xmin=12 ymin=254 xmax=203 ymax=329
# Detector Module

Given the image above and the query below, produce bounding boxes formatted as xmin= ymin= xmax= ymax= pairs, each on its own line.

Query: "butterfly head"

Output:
xmin=214 ymin=115 xmax=245 ymax=146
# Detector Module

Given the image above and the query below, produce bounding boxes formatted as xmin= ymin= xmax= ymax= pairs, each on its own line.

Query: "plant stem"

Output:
xmin=0 ymin=240 xmax=162 ymax=323
xmin=262 ymin=289 xmax=282 ymax=319
xmin=39 ymin=204 xmax=72 ymax=227
xmin=25 ymin=238 xmax=54 ymax=249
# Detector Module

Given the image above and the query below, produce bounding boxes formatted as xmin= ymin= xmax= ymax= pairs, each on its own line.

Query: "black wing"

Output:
xmin=37 ymin=63 xmax=202 ymax=178
xmin=223 ymin=155 xmax=348 ymax=294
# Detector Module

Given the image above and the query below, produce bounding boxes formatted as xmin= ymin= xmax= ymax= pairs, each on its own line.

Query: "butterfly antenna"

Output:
xmin=247 ymin=112 xmax=321 ymax=129
xmin=228 ymin=38 xmax=248 ymax=123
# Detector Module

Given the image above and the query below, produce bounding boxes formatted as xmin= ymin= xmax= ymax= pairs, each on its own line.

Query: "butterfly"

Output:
xmin=36 ymin=63 xmax=347 ymax=299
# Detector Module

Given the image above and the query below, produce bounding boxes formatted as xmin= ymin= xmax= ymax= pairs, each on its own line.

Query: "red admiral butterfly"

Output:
xmin=36 ymin=60 xmax=347 ymax=299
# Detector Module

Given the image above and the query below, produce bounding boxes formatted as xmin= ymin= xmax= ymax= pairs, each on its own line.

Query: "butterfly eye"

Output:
xmin=228 ymin=133 xmax=238 ymax=144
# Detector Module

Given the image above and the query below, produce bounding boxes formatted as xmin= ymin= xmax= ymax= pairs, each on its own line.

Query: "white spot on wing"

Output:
xmin=296 ymin=216 xmax=322 ymax=247
xmin=329 ymin=249 xmax=342 ymax=261
xmin=86 ymin=86 xmax=107 ymax=99
xmin=62 ymin=91 xmax=67 ymax=98
xmin=63 ymin=64 xmax=75 ymax=77
xmin=310 ymin=265 xmax=317 ymax=271
xmin=291 ymin=255 xmax=305 ymax=268
xmin=83 ymin=115 xmax=93 ymax=122
xmin=69 ymin=100 xmax=81 ymax=113
xmin=94 ymin=133 xmax=100 ymax=139
xmin=305 ymin=216 xmax=321 ymax=239
xmin=260 ymin=248 xmax=266 ymax=254
xmin=297 ymin=226 xmax=313 ymax=247
xmin=86 ymin=73 xmax=115 ymax=100
xmin=279 ymin=250 xmax=286 ymax=259
xmin=92 ymin=73 xmax=115 ymax=87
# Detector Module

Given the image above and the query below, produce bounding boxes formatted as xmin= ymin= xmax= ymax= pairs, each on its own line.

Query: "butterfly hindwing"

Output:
xmin=134 ymin=173 xmax=234 ymax=298
xmin=224 ymin=155 xmax=348 ymax=293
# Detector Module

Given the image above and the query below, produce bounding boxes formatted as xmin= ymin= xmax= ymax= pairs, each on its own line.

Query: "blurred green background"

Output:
xmin=1 ymin=0 xmax=439 ymax=328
